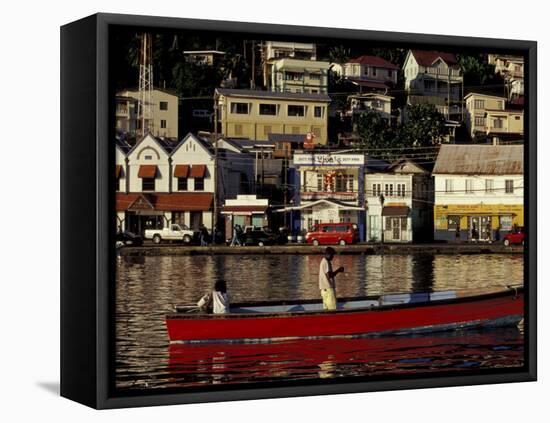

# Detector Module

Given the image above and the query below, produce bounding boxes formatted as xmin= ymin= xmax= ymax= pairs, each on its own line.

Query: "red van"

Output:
xmin=305 ymin=223 xmax=359 ymax=246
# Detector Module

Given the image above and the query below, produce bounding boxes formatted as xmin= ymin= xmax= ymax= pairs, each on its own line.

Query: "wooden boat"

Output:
xmin=165 ymin=286 xmax=524 ymax=343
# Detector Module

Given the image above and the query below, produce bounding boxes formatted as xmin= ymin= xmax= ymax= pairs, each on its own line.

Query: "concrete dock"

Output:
xmin=119 ymin=243 xmax=523 ymax=256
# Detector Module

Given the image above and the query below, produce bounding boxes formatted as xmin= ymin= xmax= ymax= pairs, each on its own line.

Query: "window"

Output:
xmin=500 ymin=215 xmax=513 ymax=231
xmin=194 ymin=177 xmax=204 ymax=191
xmin=493 ymin=118 xmax=504 ymax=129
xmin=505 ymin=179 xmax=514 ymax=194
xmin=475 ymin=116 xmax=485 ymax=126
xmin=259 ymin=103 xmax=277 ymax=115
xmin=385 ymin=183 xmax=393 ymax=196
xmin=372 ymin=183 xmax=381 ymax=197
xmin=142 ymin=178 xmax=155 ymax=191
xmin=336 ymin=174 xmax=354 ymax=192
xmin=465 ymin=179 xmax=474 ymax=194
xmin=314 ymin=106 xmax=323 ymax=118
xmin=474 ymin=99 xmax=485 ymax=109
xmin=317 ymin=174 xmax=323 ymax=191
xmin=309 ymin=73 xmax=321 ymax=80
xmin=177 ymin=178 xmax=188 ymax=191
xmin=397 ymin=183 xmax=406 ymax=197
xmin=288 ymin=105 xmax=305 ymax=117
xmin=372 ymin=67 xmax=377 ymax=76
xmin=485 ymin=179 xmax=494 ymax=193
xmin=159 ymin=101 xmax=168 ymax=110
xmin=144 ymin=155 xmax=152 ymax=160
xmin=515 ymin=116 xmax=521 ymax=120
xmin=445 ymin=179 xmax=454 ymax=193
xmin=447 ymin=215 xmax=460 ymax=231
xmin=231 ymin=102 xmax=249 ymax=114
xmin=160 ymin=119 xmax=167 ymax=129
xmin=387 ymin=70 xmax=392 ymax=78
xmin=284 ymin=71 xmax=304 ymax=81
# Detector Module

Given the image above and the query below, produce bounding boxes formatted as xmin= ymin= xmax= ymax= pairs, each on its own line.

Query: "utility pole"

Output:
xmin=283 ymin=154 xmax=288 ymax=226
xmin=213 ymin=91 xmax=219 ymax=243
xmin=251 ymin=40 xmax=256 ymax=89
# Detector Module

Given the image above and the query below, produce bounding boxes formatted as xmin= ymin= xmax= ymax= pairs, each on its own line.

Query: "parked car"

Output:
xmin=242 ymin=230 xmax=277 ymax=247
xmin=144 ymin=224 xmax=194 ymax=244
xmin=503 ymin=227 xmax=525 ymax=246
xmin=116 ymin=230 xmax=143 ymax=248
xmin=305 ymin=223 xmax=359 ymax=246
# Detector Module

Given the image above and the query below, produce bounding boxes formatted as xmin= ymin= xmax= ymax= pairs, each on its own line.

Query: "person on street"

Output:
xmin=319 ymin=247 xmax=344 ymax=310
xmin=230 ymin=224 xmax=243 ymax=246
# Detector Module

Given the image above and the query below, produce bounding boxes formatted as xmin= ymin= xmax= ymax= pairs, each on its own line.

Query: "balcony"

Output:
xmin=301 ymin=191 xmax=358 ymax=201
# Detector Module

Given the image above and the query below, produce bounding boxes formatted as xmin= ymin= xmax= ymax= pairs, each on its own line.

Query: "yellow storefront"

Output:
xmin=434 ymin=204 xmax=524 ymax=242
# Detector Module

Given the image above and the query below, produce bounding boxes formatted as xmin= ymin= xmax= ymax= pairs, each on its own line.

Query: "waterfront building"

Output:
xmin=464 ymin=92 xmax=524 ymax=142
xmin=116 ymin=133 xmax=254 ymax=234
xmin=403 ymin=50 xmax=463 ymax=121
xmin=432 ymin=144 xmax=524 ymax=242
xmin=215 ymin=88 xmax=330 ymax=145
xmin=116 ymin=88 xmax=179 ymax=139
xmin=332 ymin=55 xmax=399 ymax=93
xmin=222 ymin=195 xmax=270 ymax=240
xmin=280 ymin=152 xmax=380 ymax=241
xmin=365 ymin=159 xmax=433 ymax=243
xmin=270 ymin=58 xmax=330 ymax=94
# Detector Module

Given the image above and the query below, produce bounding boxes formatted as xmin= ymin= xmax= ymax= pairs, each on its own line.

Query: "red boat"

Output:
xmin=165 ymin=286 xmax=523 ymax=343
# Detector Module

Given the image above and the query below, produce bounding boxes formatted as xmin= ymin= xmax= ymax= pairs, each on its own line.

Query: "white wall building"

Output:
xmin=365 ymin=160 xmax=432 ymax=243
xmin=433 ymin=145 xmax=524 ymax=242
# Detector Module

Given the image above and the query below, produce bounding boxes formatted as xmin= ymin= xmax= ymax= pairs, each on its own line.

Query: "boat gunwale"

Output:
xmin=166 ymin=286 xmax=523 ymax=321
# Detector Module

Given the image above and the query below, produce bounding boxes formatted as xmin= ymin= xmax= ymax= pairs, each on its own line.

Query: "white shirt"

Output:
xmin=319 ymin=257 xmax=335 ymax=290
xmin=197 ymin=291 xmax=230 ymax=314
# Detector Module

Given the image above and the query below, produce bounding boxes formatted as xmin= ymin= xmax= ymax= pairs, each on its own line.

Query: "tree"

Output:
xmin=400 ymin=104 xmax=447 ymax=147
xmin=356 ymin=110 xmax=395 ymax=153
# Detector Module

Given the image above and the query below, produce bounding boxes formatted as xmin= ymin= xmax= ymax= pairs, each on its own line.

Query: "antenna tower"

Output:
xmin=137 ymin=33 xmax=154 ymax=137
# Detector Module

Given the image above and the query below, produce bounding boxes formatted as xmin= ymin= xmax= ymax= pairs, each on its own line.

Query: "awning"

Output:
xmin=153 ymin=193 xmax=213 ymax=211
xmin=190 ymin=164 xmax=207 ymax=178
xmin=116 ymin=193 xmax=213 ymax=212
xmin=382 ymin=206 xmax=410 ymax=216
xmin=222 ymin=205 xmax=268 ymax=214
xmin=115 ymin=165 xmax=122 ymax=178
xmin=138 ymin=165 xmax=157 ymax=178
xmin=174 ymin=164 xmax=190 ymax=178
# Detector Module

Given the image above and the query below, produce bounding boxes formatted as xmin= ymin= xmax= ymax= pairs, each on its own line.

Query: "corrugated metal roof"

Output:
xmin=433 ymin=145 xmax=523 ymax=175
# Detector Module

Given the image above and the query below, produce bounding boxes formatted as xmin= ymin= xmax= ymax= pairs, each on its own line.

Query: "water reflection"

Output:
xmin=116 ymin=253 xmax=524 ymax=390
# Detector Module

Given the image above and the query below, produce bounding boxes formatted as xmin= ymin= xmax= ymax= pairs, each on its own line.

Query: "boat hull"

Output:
xmin=166 ymin=290 xmax=523 ymax=343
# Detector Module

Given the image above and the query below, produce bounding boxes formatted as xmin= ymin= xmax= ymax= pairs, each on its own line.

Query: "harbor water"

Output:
xmin=115 ymin=253 xmax=524 ymax=391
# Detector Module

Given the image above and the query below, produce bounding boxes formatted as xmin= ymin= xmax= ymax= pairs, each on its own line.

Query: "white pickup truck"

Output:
xmin=144 ymin=224 xmax=194 ymax=244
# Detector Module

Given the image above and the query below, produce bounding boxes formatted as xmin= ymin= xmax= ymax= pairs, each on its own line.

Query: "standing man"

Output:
xmin=319 ymin=247 xmax=344 ymax=310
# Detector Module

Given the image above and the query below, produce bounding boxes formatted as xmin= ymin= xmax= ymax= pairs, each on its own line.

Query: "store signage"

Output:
xmin=294 ymin=154 xmax=365 ymax=166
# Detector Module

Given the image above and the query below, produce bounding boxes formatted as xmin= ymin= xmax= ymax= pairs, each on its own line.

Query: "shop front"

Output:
xmin=381 ymin=206 xmax=412 ymax=243
xmin=222 ymin=195 xmax=270 ymax=240
xmin=434 ymin=204 xmax=524 ymax=242
xmin=116 ymin=193 xmax=214 ymax=235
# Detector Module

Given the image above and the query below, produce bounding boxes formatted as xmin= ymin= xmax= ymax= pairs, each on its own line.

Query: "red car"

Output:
xmin=503 ymin=227 xmax=525 ymax=246
xmin=305 ymin=223 xmax=359 ymax=246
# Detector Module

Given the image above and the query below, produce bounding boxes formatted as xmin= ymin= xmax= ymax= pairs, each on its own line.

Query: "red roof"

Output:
xmin=174 ymin=164 xmax=190 ymax=178
xmin=348 ymin=55 xmax=399 ymax=70
xmin=189 ymin=164 xmax=207 ymax=178
xmin=116 ymin=193 xmax=213 ymax=211
xmin=410 ymin=50 xmax=458 ymax=67
xmin=138 ymin=165 xmax=157 ymax=178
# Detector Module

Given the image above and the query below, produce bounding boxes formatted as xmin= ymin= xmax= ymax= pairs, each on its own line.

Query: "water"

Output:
xmin=115 ymin=254 xmax=525 ymax=391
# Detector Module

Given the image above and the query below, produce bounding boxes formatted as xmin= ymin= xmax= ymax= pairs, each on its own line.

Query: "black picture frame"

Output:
xmin=61 ymin=13 xmax=537 ymax=409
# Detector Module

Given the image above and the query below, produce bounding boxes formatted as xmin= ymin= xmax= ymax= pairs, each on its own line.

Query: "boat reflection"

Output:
xmin=166 ymin=328 xmax=524 ymax=388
